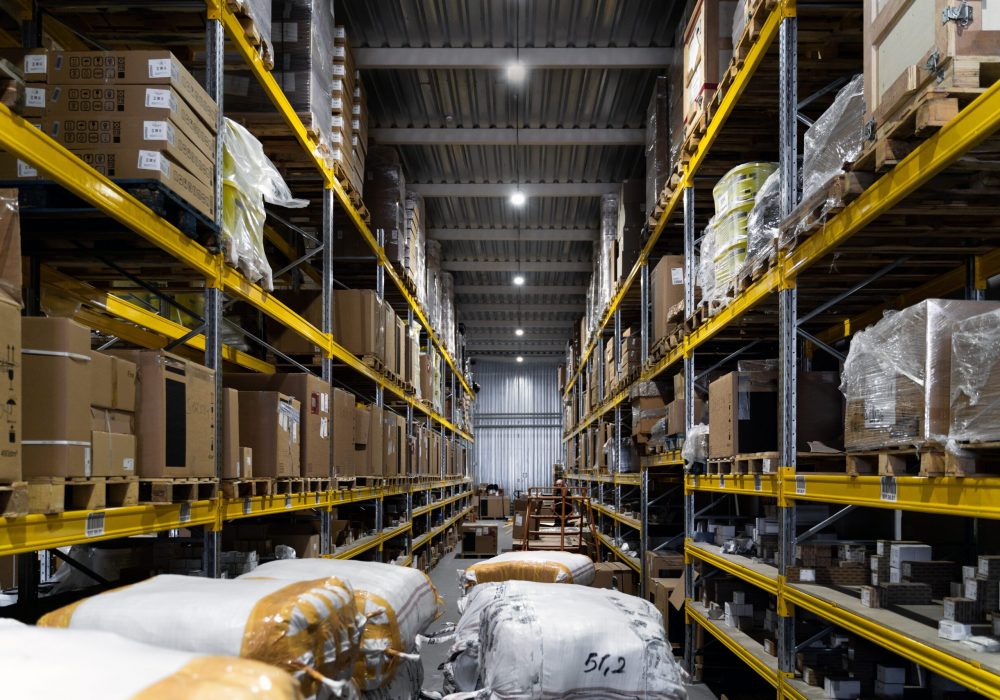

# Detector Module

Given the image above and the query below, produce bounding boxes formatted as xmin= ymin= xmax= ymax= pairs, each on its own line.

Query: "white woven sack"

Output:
xmin=461 ymin=550 xmax=595 ymax=589
xmin=442 ymin=580 xmax=685 ymax=700
xmin=243 ymin=559 xmax=443 ymax=691
xmin=0 ymin=619 xmax=304 ymax=699
xmin=38 ymin=574 xmax=363 ymax=699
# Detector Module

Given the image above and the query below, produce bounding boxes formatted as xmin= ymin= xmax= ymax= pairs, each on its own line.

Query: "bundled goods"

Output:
xmin=631 ymin=380 xmax=671 ymax=445
xmin=710 ymin=162 xmax=777 ymax=299
xmin=0 ymin=620 xmax=304 ymax=700
xmin=782 ymin=74 xmax=864 ymax=248
xmin=404 ymin=192 xmax=426 ymax=302
xmin=840 ymin=299 xmax=1000 ymax=450
xmin=743 ymin=169 xmax=780 ymax=274
xmin=441 ymin=272 xmax=456 ymax=356
xmin=38 ymin=574 xmax=365 ymax=698
xmin=645 ymin=76 xmax=670 ymax=221
xmin=682 ymin=1 xmax=737 ymax=136
xmin=241 ymin=559 xmax=443 ymax=692
xmin=6 ymin=49 xmax=217 ymax=220
xmin=364 ymin=145 xmax=406 ymax=266
xmin=221 ymin=118 xmax=307 ymax=290
xmin=332 ymin=25 xmax=366 ymax=193
xmin=442 ymin=580 xmax=685 ymax=699
xmin=598 ymin=192 xmax=620 ymax=313
xmin=697 ymin=220 xmax=718 ymax=306
xmin=461 ymin=550 xmax=595 ymax=590
xmin=425 ymin=239 xmax=443 ymax=332
xmin=950 ymin=306 xmax=1000 ymax=443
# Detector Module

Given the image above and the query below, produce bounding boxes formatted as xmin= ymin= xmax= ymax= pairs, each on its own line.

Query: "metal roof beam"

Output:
xmin=355 ymin=47 xmax=671 ymax=70
xmin=408 ymin=182 xmax=619 ymax=197
xmin=429 ymin=228 xmax=599 ymax=242
xmin=464 ymin=320 xmax=575 ymax=329
xmin=442 ymin=260 xmax=592 ymax=272
xmin=458 ymin=302 xmax=582 ymax=311
xmin=455 ymin=284 xmax=587 ymax=294
xmin=370 ymin=128 xmax=644 ymax=146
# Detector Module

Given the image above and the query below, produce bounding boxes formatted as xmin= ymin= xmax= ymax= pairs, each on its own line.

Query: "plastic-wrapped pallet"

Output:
xmin=697 ymin=218 xmax=718 ymax=305
xmin=442 ymin=580 xmax=685 ymax=700
xmin=38 ymin=574 xmax=364 ymax=699
xmin=950 ymin=307 xmax=1000 ymax=444
xmin=365 ymin=145 xmax=406 ymax=267
xmin=599 ymin=192 xmax=620 ymax=311
xmin=0 ymin=619 xmax=304 ymax=700
xmin=241 ymin=0 xmax=273 ymax=68
xmin=461 ymin=551 xmax=595 ymax=590
xmin=221 ymin=118 xmax=308 ymax=291
xmin=239 ymin=559 xmax=444 ymax=692
xmin=743 ymin=169 xmax=781 ymax=275
xmin=646 ymin=76 xmax=670 ymax=221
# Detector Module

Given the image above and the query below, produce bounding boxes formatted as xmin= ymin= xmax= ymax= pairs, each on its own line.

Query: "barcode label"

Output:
xmin=85 ymin=512 xmax=105 ymax=538
xmin=754 ymin=474 xmax=762 ymax=492
xmin=314 ymin=492 xmax=321 ymax=505
xmin=795 ymin=475 xmax=806 ymax=495
xmin=880 ymin=476 xmax=897 ymax=502
xmin=179 ymin=502 xmax=191 ymax=523
xmin=243 ymin=497 xmax=253 ymax=515
xmin=145 ymin=88 xmax=174 ymax=109
xmin=285 ymin=494 xmax=292 ymax=509
xmin=17 ymin=160 xmax=37 ymax=178
xmin=143 ymin=120 xmax=170 ymax=141
xmin=718 ymin=473 xmax=725 ymax=488
xmin=147 ymin=58 xmax=172 ymax=78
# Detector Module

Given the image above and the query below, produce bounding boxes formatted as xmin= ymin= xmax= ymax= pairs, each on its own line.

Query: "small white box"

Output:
xmin=823 ymin=677 xmax=861 ymax=699
xmin=938 ymin=619 xmax=973 ymax=641
xmin=876 ymin=665 xmax=906 ymax=684
xmin=860 ymin=586 xmax=877 ymax=608
xmin=874 ymin=680 xmax=904 ymax=699
xmin=889 ymin=566 xmax=902 ymax=583
xmin=732 ymin=591 xmax=746 ymax=604
xmin=964 ymin=578 xmax=979 ymax=599
xmin=798 ymin=568 xmax=816 ymax=582
xmin=963 ymin=565 xmax=977 ymax=580
xmin=889 ymin=543 xmax=932 ymax=569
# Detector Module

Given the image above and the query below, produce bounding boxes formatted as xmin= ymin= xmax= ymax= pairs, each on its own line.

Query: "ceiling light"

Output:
xmin=512 ymin=274 xmax=525 ymax=286
xmin=507 ymin=61 xmax=526 ymax=82
xmin=516 ymin=355 xmax=524 ymax=363
xmin=510 ymin=190 xmax=526 ymax=207
xmin=515 ymin=328 xmax=525 ymax=337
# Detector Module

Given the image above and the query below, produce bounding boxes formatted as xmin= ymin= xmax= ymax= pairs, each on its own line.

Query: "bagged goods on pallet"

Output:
xmin=840 ymin=299 xmax=1000 ymax=450
xmin=460 ymin=550 xmax=595 ymax=590
xmin=241 ymin=559 xmax=444 ymax=692
xmin=0 ymin=619 xmax=304 ymax=700
xmin=38 ymin=574 xmax=364 ymax=699
xmin=221 ymin=118 xmax=307 ymax=291
xmin=743 ymin=169 xmax=780 ymax=274
xmin=646 ymin=75 xmax=670 ymax=221
xmin=950 ymin=307 xmax=1000 ymax=444
xmin=441 ymin=580 xmax=685 ymax=700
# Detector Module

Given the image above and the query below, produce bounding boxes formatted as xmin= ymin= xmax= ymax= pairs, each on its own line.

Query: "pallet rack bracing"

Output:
xmin=0 ymin=1 xmax=474 ymax=584
xmin=563 ymin=0 xmax=1000 ymax=696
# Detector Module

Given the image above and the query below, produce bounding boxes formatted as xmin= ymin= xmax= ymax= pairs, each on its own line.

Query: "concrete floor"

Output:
xmin=421 ymin=519 xmax=716 ymax=700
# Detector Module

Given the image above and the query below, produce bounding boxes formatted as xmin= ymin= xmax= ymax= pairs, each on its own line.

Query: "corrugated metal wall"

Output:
xmin=472 ymin=360 xmax=562 ymax=496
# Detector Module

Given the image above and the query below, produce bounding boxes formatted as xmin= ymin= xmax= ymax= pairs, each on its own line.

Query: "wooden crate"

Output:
xmin=864 ymin=0 xmax=1000 ymax=123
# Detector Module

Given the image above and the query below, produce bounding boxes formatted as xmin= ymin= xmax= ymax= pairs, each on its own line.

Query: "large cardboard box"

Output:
xmin=479 ymin=495 xmax=506 ymax=519
xmin=666 ymin=396 xmax=707 ymax=436
xmin=237 ymin=391 xmax=301 ymax=478
xmin=709 ymin=371 xmax=778 ymax=458
xmin=651 ymin=255 xmax=684 ymax=344
xmin=91 ymin=431 xmax=136 ymax=478
xmin=593 ymin=561 xmax=637 ymax=596
xmin=382 ymin=409 xmax=397 ymax=477
xmin=0 ymin=189 xmax=21 ymax=482
xmin=461 ymin=523 xmax=498 ymax=556
xmin=682 ymin=0 xmax=736 ymax=132
xmin=88 ymin=351 xmax=136 ymax=412
xmin=367 ymin=404 xmax=384 ymax=476
xmin=220 ymin=388 xmax=240 ymax=479
xmin=331 ymin=388 xmax=355 ymax=475
xmin=108 ymin=350 xmax=215 ymax=478
xmin=223 ymin=373 xmax=331 ymax=477
xmin=21 ymin=50 xmax=218 ymax=131
xmin=332 ymin=289 xmax=384 ymax=360
xmin=397 ymin=413 xmax=409 ymax=476
xmin=352 ymin=404 xmax=369 ymax=476
xmin=383 ymin=303 xmax=397 ymax=378
xmin=22 ymin=318 xmax=92 ymax=478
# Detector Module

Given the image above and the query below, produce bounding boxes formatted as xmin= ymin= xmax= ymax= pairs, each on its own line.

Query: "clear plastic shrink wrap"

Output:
xmin=646 ymin=76 xmax=670 ymax=221
xmin=244 ymin=0 xmax=274 ymax=68
xmin=783 ymin=74 xmax=864 ymax=248
xmin=461 ymin=550 xmax=595 ymax=590
xmin=365 ymin=145 xmax=406 ymax=266
xmin=604 ymin=437 xmax=638 ymax=473
xmin=240 ymin=559 xmax=443 ymax=692
xmin=441 ymin=580 xmax=685 ymax=700
xmin=0 ymin=620 xmax=305 ymax=700
xmin=950 ymin=307 xmax=1000 ymax=444
xmin=682 ymin=423 xmax=709 ymax=465
xmin=38 ymin=574 xmax=363 ymax=698
xmin=840 ymin=299 xmax=1000 ymax=450
xmin=222 ymin=118 xmax=307 ymax=291
xmin=744 ymin=169 xmax=781 ymax=273
xmin=697 ymin=218 xmax=718 ymax=304
xmin=599 ymin=192 xmax=621 ymax=312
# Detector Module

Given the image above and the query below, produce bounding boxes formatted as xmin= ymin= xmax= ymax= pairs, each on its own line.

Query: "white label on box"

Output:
xmin=24 ymin=54 xmax=46 ymax=74
xmin=123 ymin=457 xmax=135 ymax=472
xmin=332 ymin=97 xmax=343 ymax=110
xmin=352 ymin=104 xmax=361 ymax=115
xmin=320 ymin=417 xmax=329 ymax=439
xmin=331 ymin=131 xmax=344 ymax=144
xmin=17 ymin=160 xmax=37 ymax=178
xmin=143 ymin=120 xmax=171 ymax=142
xmin=321 ymin=392 xmax=329 ymax=412
xmin=332 ymin=79 xmax=343 ymax=92
xmin=670 ymin=267 xmax=684 ymax=285
xmin=333 ymin=64 xmax=347 ymax=77
xmin=334 ymin=26 xmax=346 ymax=39
xmin=84 ymin=446 xmax=92 ymax=478
xmin=984 ymin=1 xmax=1000 ymax=31
xmin=137 ymin=150 xmax=168 ymax=175
xmin=285 ymin=493 xmax=292 ymax=509
xmin=147 ymin=58 xmax=172 ymax=79
xmin=85 ymin=511 xmax=105 ymax=538
xmin=799 ymin=568 xmax=816 ymax=582
xmin=352 ymin=119 xmax=361 ymax=130
xmin=179 ymin=502 xmax=191 ymax=523
xmin=145 ymin=88 xmax=175 ymax=110
xmin=332 ymin=115 xmax=344 ymax=128
xmin=24 ymin=87 xmax=45 ymax=108
xmin=333 ymin=46 xmax=346 ymax=59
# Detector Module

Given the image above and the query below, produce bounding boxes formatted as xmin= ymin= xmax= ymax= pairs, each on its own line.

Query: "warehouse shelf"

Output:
xmin=214 ymin=1 xmax=472 ymax=398
xmin=412 ymin=505 xmax=473 ymax=551
xmin=332 ymin=531 xmax=384 ymax=561
xmin=563 ymin=385 xmax=629 ymax=440
xmin=591 ymin=502 xmax=641 ymax=531
xmin=687 ymin=600 xmax=780 ymax=690
xmin=562 ymin=0 xmax=788 ymax=399
xmin=686 ymin=541 xmax=779 ymax=596
xmin=686 ymin=473 xmax=779 ymax=499
xmin=412 ymin=490 xmax=468 ymax=517
xmin=564 ymin=470 xmax=641 ymax=487
xmin=596 ymin=531 xmax=641 ymax=574
xmin=641 ymin=451 xmax=684 ymax=469
xmin=785 ymin=582 xmax=1000 ymax=699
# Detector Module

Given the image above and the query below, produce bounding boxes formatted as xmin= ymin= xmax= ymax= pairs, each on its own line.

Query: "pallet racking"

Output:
xmin=564 ymin=0 xmax=1000 ymax=696
xmin=0 ymin=1 xmax=474 ymax=588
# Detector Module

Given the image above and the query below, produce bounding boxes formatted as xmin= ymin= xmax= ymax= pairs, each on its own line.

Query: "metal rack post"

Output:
xmin=319 ymin=187 xmax=335 ymax=555
xmin=682 ymin=183 xmax=696 ymax=676
xmin=777 ymin=11 xmax=799 ymax=679
xmin=640 ymin=262 xmax=650 ymax=364
xmin=375 ymin=228 xmax=385 ymax=408
xmin=613 ymin=309 xmax=622 ymax=546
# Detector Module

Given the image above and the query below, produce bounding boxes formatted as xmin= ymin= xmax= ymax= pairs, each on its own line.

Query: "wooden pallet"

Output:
xmin=332 ymin=161 xmax=369 ymax=224
xmin=844 ymin=448 xmax=945 ymax=477
xmin=732 ymin=452 xmax=846 ymax=475
xmin=944 ymin=441 xmax=1000 ymax=477
xmin=138 ymin=478 xmax=218 ymax=505
xmin=304 ymin=477 xmax=332 ymax=492
xmin=778 ymin=172 xmax=876 ymax=252
xmin=225 ymin=0 xmax=274 ymax=69
xmin=0 ymin=481 xmax=27 ymax=518
xmin=705 ymin=458 xmax=734 ymax=475
xmin=273 ymin=477 xmax=306 ymax=495
xmin=221 ymin=478 xmax=272 ymax=499
xmin=27 ymin=476 xmax=138 ymax=514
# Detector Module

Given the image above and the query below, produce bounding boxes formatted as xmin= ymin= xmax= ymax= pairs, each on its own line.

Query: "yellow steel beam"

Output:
xmin=685 ymin=473 xmax=779 ymax=498
xmin=597 ymin=531 xmax=641 ymax=573
xmin=641 ymin=451 xmax=684 ymax=469
xmin=592 ymin=502 xmax=640 ymax=531
xmin=687 ymin=601 xmax=780 ymax=688
xmin=686 ymin=541 xmax=780 ymax=595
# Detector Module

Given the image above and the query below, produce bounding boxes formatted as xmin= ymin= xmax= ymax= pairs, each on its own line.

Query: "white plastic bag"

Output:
xmin=443 ymin=580 xmax=685 ymax=700
xmin=461 ymin=550 xmax=595 ymax=590
xmin=39 ymin=574 xmax=362 ymax=699
xmin=0 ymin=620 xmax=304 ymax=699
xmin=241 ymin=559 xmax=443 ymax=691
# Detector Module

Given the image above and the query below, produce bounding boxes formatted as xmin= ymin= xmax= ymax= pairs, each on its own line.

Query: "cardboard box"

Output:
xmin=666 ymin=396 xmax=706 ymax=435
xmin=90 ymin=407 xmax=133 ymax=435
xmin=382 ymin=409 xmax=397 ymax=477
xmin=0 ymin=188 xmax=20 ymax=483
xmin=88 ymin=350 xmax=136 ymax=412
xmin=22 ymin=317 xmax=92 ymax=478
xmin=651 ymin=255 xmax=684 ymax=343
xmin=21 ymin=50 xmax=218 ymax=131
xmin=331 ymin=388 xmax=355 ymax=475
xmin=238 ymin=446 xmax=253 ymax=479
xmin=91 ymin=431 xmax=136 ymax=477
xmin=367 ymin=404 xmax=384 ymax=476
xmin=238 ymin=391 xmax=301 ymax=478
xmin=593 ymin=561 xmax=637 ymax=595
xmin=646 ymin=551 xmax=684 ymax=580
xmin=223 ymin=373 xmax=330 ymax=478
xmin=220 ymin=388 xmax=240 ymax=479
xmin=397 ymin=413 xmax=409 ymax=476
xmin=682 ymin=0 xmax=736 ymax=131
xmin=108 ymin=350 xmax=215 ymax=478
xmin=332 ymin=289 xmax=384 ymax=360
xmin=479 ymin=494 xmax=506 ymax=519
xmin=461 ymin=523 xmax=498 ymax=556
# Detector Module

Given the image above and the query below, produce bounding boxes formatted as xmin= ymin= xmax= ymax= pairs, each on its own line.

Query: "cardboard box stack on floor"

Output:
xmin=0 ymin=191 xmax=21 ymax=486
xmin=7 ymin=50 xmax=218 ymax=220
xmin=21 ymin=318 xmax=138 ymax=480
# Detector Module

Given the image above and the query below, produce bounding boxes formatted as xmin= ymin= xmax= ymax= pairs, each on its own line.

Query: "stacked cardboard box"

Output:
xmin=0 ymin=191 xmax=21 ymax=486
xmin=631 ymin=381 xmax=671 ymax=445
xmin=681 ymin=1 xmax=737 ymax=138
xmin=645 ymin=76 xmax=670 ymax=222
xmin=331 ymin=26 xmax=365 ymax=193
xmin=9 ymin=50 xmax=217 ymax=220
xmin=651 ymin=255 xmax=684 ymax=347
xmin=236 ymin=392 xmax=300 ymax=478
xmin=350 ymin=75 xmax=368 ymax=194
xmin=593 ymin=561 xmax=637 ymax=596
